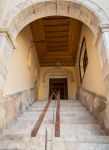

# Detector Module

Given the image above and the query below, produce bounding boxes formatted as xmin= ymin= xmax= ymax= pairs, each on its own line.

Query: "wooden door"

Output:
xmin=49 ymin=78 xmax=68 ymax=100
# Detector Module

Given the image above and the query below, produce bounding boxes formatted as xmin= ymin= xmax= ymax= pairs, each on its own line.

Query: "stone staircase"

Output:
xmin=0 ymin=100 xmax=109 ymax=149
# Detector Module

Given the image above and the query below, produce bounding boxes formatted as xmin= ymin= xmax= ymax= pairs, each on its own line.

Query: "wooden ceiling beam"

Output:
xmin=45 ymin=32 xmax=68 ymax=37
xmin=68 ymin=18 xmax=81 ymax=56
xmin=46 ymin=37 xmax=68 ymax=42
xmin=30 ymin=19 xmax=48 ymax=58
xmin=45 ymin=52 xmax=72 ymax=56
xmin=47 ymin=44 xmax=68 ymax=48
xmin=44 ymin=26 xmax=69 ymax=32
xmin=40 ymin=63 xmax=75 ymax=66
xmin=40 ymin=57 xmax=74 ymax=62
xmin=46 ymin=41 xmax=68 ymax=44
xmin=43 ymin=19 xmax=69 ymax=26
xmin=30 ymin=19 xmax=45 ymax=41
xmin=47 ymin=47 xmax=68 ymax=52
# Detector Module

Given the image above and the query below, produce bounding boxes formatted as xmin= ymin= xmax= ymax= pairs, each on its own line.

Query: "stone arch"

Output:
xmin=43 ymin=67 xmax=74 ymax=82
xmin=2 ymin=0 xmax=109 ymax=40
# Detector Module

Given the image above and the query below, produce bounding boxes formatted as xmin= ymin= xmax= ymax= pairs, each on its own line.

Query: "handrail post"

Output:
xmin=55 ymin=90 xmax=60 ymax=137
xmin=45 ymin=129 xmax=48 ymax=150
xmin=53 ymin=106 xmax=55 ymax=124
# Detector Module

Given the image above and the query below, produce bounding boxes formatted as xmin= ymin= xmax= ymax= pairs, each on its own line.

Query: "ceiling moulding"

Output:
xmin=0 ymin=28 xmax=16 ymax=49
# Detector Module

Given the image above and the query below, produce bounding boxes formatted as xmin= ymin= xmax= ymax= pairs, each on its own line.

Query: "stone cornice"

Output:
xmin=0 ymin=28 xmax=16 ymax=49
xmin=95 ymin=28 xmax=102 ymax=48
xmin=95 ymin=24 xmax=109 ymax=48
xmin=100 ymin=24 xmax=109 ymax=32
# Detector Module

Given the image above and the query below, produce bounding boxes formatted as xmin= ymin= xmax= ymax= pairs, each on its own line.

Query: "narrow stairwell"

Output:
xmin=0 ymin=100 xmax=109 ymax=150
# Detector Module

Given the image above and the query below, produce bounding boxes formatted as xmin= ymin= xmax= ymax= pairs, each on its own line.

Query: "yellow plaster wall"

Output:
xmin=76 ymin=24 xmax=106 ymax=97
xmin=3 ymin=25 xmax=40 ymax=95
xmin=38 ymin=66 xmax=77 ymax=100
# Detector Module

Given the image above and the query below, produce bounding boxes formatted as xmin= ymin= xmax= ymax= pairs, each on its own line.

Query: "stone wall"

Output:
xmin=77 ymin=87 xmax=109 ymax=134
xmin=0 ymin=88 xmax=35 ymax=133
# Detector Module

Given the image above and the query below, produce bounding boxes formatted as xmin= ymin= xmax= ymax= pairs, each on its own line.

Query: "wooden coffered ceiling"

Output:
xmin=30 ymin=16 xmax=82 ymax=66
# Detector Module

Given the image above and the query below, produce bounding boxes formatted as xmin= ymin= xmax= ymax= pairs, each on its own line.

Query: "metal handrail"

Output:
xmin=44 ymin=91 xmax=59 ymax=150
xmin=31 ymin=91 xmax=56 ymax=137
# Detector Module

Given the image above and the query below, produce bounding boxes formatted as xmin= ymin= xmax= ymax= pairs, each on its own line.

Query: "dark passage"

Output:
xmin=49 ymin=78 xmax=68 ymax=100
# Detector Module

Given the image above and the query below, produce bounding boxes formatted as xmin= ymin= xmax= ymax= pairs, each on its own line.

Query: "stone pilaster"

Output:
xmin=95 ymin=26 xmax=109 ymax=131
xmin=100 ymin=28 xmax=109 ymax=95
xmin=0 ymin=29 xmax=16 ymax=96
xmin=95 ymin=25 xmax=109 ymax=83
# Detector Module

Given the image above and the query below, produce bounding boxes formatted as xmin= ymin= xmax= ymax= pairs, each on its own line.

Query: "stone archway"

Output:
xmin=2 ymin=0 xmax=109 ymax=39
xmin=42 ymin=67 xmax=74 ymax=99
xmin=0 ymin=0 xmax=109 ymax=101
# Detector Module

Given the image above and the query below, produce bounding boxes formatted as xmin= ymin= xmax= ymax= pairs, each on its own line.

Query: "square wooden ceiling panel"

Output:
xmin=30 ymin=16 xmax=82 ymax=66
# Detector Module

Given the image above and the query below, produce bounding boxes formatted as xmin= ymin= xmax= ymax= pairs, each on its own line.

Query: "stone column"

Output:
xmin=0 ymin=29 xmax=16 ymax=96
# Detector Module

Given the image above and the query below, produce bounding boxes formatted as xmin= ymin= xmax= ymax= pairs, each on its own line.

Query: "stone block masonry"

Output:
xmin=77 ymin=87 xmax=109 ymax=134
xmin=0 ymin=88 xmax=35 ymax=133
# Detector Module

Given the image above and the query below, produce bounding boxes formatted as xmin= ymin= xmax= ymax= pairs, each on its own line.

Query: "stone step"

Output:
xmin=1 ymin=128 xmax=53 ymax=141
xmin=1 ymin=140 xmax=109 ymax=150
xmin=61 ymin=119 xmax=98 ymax=124
xmin=60 ymin=124 xmax=101 ymax=130
xmin=60 ymin=106 xmax=84 ymax=109
xmin=0 ymin=140 xmax=45 ymax=150
xmin=60 ymin=104 xmax=82 ymax=106
xmin=17 ymin=116 xmax=39 ymax=121
xmin=60 ymin=114 xmax=94 ymax=120
xmin=60 ymin=109 xmax=88 ymax=112
xmin=60 ymin=129 xmax=105 ymax=136
xmin=3 ymin=124 xmax=54 ymax=135
xmin=58 ymin=135 xmax=109 ymax=143
xmin=26 ymin=109 xmax=44 ymax=112
xmin=0 ymin=133 xmax=109 ymax=144
xmin=60 ymin=100 xmax=80 ymax=103
xmin=18 ymin=114 xmax=54 ymax=120
xmin=60 ymin=111 xmax=91 ymax=117
xmin=22 ymin=111 xmax=42 ymax=115
xmin=61 ymin=115 xmax=92 ymax=118
xmin=28 ymin=107 xmax=54 ymax=110
xmin=3 ymin=127 xmax=33 ymax=134
xmin=59 ymin=124 xmax=105 ymax=136
xmin=52 ymin=141 xmax=109 ymax=150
